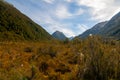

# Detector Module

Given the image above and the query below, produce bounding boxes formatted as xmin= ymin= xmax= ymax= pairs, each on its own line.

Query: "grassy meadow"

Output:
xmin=0 ymin=36 xmax=120 ymax=80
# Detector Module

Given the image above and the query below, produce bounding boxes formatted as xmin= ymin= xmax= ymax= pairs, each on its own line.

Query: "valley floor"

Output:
xmin=0 ymin=37 xmax=120 ymax=80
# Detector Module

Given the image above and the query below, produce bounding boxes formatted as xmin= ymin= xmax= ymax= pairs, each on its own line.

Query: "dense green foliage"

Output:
xmin=0 ymin=1 xmax=52 ymax=41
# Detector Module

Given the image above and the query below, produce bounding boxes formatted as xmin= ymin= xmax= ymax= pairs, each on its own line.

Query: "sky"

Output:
xmin=5 ymin=0 xmax=120 ymax=37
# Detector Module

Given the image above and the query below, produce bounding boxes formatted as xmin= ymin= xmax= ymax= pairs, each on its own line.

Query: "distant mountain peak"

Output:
xmin=69 ymin=36 xmax=74 ymax=40
xmin=52 ymin=31 xmax=67 ymax=40
xmin=54 ymin=31 xmax=63 ymax=34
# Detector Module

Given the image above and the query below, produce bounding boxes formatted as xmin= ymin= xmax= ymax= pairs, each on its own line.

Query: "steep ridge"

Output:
xmin=99 ymin=12 xmax=120 ymax=39
xmin=78 ymin=11 xmax=120 ymax=39
xmin=78 ymin=21 xmax=107 ymax=38
xmin=0 ymin=0 xmax=52 ymax=41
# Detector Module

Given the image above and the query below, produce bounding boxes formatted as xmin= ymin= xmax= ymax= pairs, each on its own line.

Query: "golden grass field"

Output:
xmin=0 ymin=37 xmax=120 ymax=80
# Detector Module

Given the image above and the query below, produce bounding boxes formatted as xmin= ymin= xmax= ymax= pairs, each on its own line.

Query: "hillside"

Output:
xmin=78 ymin=21 xmax=107 ymax=38
xmin=99 ymin=12 xmax=120 ymax=39
xmin=52 ymin=31 xmax=67 ymax=40
xmin=78 ymin=11 xmax=120 ymax=39
xmin=0 ymin=0 xmax=52 ymax=41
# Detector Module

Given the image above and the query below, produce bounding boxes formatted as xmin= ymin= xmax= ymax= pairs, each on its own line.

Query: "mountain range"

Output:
xmin=78 ymin=12 xmax=120 ymax=39
xmin=0 ymin=0 xmax=120 ymax=41
xmin=53 ymin=11 xmax=120 ymax=40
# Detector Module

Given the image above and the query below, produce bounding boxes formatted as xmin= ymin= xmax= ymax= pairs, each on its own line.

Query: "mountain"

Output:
xmin=78 ymin=21 xmax=108 ymax=38
xmin=78 ymin=11 xmax=120 ymax=39
xmin=99 ymin=12 xmax=120 ymax=39
xmin=52 ymin=31 xmax=67 ymax=40
xmin=69 ymin=36 xmax=74 ymax=40
xmin=0 ymin=0 xmax=52 ymax=41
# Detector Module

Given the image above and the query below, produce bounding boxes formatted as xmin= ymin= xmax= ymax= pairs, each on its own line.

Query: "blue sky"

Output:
xmin=5 ymin=0 xmax=120 ymax=37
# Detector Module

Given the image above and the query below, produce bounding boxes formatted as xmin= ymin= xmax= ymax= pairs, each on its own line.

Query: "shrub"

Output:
xmin=49 ymin=75 xmax=58 ymax=80
xmin=37 ymin=46 xmax=57 ymax=58
xmin=24 ymin=47 xmax=33 ymax=53
xmin=55 ymin=64 xmax=71 ymax=74
xmin=39 ymin=62 xmax=48 ymax=74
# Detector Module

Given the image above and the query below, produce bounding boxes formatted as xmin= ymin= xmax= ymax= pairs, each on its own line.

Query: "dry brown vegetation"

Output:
xmin=0 ymin=36 xmax=120 ymax=80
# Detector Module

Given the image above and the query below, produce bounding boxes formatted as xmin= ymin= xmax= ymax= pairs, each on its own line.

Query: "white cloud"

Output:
xmin=55 ymin=5 xmax=84 ymax=19
xmin=46 ymin=21 xmax=76 ymax=37
xmin=30 ymin=11 xmax=76 ymax=37
xmin=29 ymin=2 xmax=85 ymax=37
xmin=74 ymin=8 xmax=84 ymax=16
xmin=43 ymin=0 xmax=54 ymax=4
xmin=61 ymin=28 xmax=75 ymax=37
xmin=55 ymin=5 xmax=72 ymax=19
xmin=76 ymin=0 xmax=120 ymax=21
xmin=45 ymin=22 xmax=76 ymax=37
xmin=65 ymin=0 xmax=73 ymax=3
